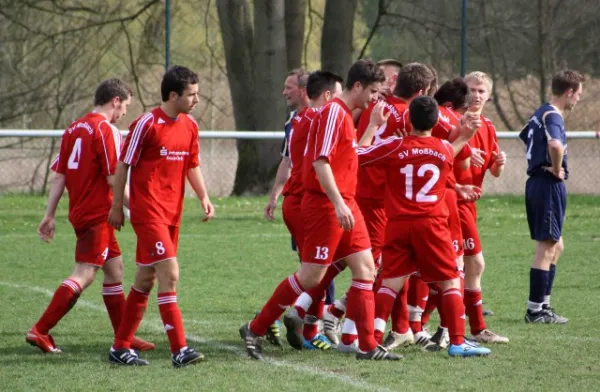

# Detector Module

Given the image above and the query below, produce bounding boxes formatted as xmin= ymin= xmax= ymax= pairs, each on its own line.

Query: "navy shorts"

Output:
xmin=525 ymin=173 xmax=567 ymax=242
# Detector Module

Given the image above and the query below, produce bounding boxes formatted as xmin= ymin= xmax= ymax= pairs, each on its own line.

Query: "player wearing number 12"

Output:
xmin=27 ymin=79 xmax=155 ymax=354
xmin=358 ymin=96 xmax=491 ymax=357
xmin=107 ymin=66 xmax=215 ymax=367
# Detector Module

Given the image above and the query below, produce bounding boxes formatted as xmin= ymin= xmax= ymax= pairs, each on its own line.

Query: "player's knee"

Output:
xmin=102 ymin=257 xmax=124 ymax=284
xmin=156 ymin=267 xmax=179 ymax=292
xmin=71 ymin=263 xmax=98 ymax=289
xmin=554 ymin=238 xmax=564 ymax=259
xmin=464 ymin=254 xmax=485 ymax=276
xmin=296 ymin=264 xmax=326 ymax=289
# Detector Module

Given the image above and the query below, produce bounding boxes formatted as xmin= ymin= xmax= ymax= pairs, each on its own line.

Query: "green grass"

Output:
xmin=1 ymin=194 xmax=600 ymax=391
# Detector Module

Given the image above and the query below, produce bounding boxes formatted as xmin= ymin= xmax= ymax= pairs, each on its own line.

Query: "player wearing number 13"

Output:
xmin=520 ymin=70 xmax=584 ymax=324
xmin=358 ymin=96 xmax=491 ymax=357
xmin=107 ymin=66 xmax=215 ymax=367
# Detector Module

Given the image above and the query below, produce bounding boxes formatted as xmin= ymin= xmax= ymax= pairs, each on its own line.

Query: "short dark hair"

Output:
xmin=288 ymin=68 xmax=309 ymax=89
xmin=376 ymin=58 xmax=403 ymax=70
xmin=161 ymin=65 xmax=199 ymax=102
xmin=434 ymin=78 xmax=468 ymax=110
xmin=345 ymin=59 xmax=386 ymax=90
xmin=551 ymin=69 xmax=584 ymax=96
xmin=409 ymin=96 xmax=439 ymax=132
xmin=94 ymin=78 xmax=132 ymax=106
xmin=394 ymin=63 xmax=434 ymax=99
xmin=306 ymin=71 xmax=343 ymax=100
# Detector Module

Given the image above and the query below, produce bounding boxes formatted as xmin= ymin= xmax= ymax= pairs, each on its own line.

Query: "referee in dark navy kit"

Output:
xmin=519 ymin=69 xmax=584 ymax=324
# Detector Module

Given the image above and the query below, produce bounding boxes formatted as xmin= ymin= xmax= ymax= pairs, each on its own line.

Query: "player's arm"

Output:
xmin=264 ymin=156 xmax=291 ymax=221
xmin=547 ymin=139 xmax=564 ymax=179
xmin=544 ymin=113 xmax=566 ymax=180
xmin=313 ymin=159 xmax=354 ymax=231
xmin=108 ymin=161 xmax=129 ymax=230
xmin=187 ymin=166 xmax=215 ymax=222
xmin=358 ymin=101 xmax=390 ymax=147
xmin=37 ymin=172 xmax=66 ymax=243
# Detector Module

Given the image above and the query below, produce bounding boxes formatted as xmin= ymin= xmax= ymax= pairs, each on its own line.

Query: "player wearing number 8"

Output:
xmin=107 ymin=66 xmax=215 ymax=367
xmin=358 ymin=96 xmax=491 ymax=357
xmin=519 ymin=70 xmax=584 ymax=324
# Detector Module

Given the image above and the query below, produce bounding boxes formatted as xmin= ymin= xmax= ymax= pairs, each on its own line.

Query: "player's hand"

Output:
xmin=460 ymin=112 xmax=482 ymax=134
xmin=551 ymin=167 xmax=565 ymax=181
xmin=492 ymin=150 xmax=507 ymax=166
xmin=470 ymin=148 xmax=486 ymax=168
xmin=456 ymin=184 xmax=482 ymax=202
xmin=369 ymin=101 xmax=390 ymax=127
xmin=201 ymin=197 xmax=215 ymax=222
xmin=37 ymin=216 xmax=56 ymax=243
xmin=264 ymin=199 xmax=277 ymax=221
xmin=108 ymin=206 xmax=125 ymax=231
xmin=334 ymin=201 xmax=355 ymax=231
xmin=394 ymin=127 xmax=409 ymax=137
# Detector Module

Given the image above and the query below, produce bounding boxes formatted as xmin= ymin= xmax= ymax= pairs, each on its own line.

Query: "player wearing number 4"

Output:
xmin=520 ymin=70 xmax=584 ymax=324
xmin=28 ymin=79 xmax=155 ymax=354
xmin=107 ymin=66 xmax=215 ymax=367
xmin=358 ymin=96 xmax=491 ymax=357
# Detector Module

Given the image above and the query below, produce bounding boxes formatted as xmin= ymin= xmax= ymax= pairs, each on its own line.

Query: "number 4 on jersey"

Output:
xmin=68 ymin=138 xmax=82 ymax=169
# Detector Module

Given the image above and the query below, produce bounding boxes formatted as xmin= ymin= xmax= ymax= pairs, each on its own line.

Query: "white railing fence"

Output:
xmin=1 ymin=130 xmax=599 ymax=196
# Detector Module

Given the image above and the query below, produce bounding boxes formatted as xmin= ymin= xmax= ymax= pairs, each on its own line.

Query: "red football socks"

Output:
xmin=442 ymin=288 xmax=465 ymax=345
xmin=35 ymin=279 xmax=82 ymax=334
xmin=391 ymin=282 xmax=409 ymax=334
xmin=464 ymin=288 xmax=486 ymax=335
xmin=113 ymin=287 xmax=149 ymax=350
xmin=102 ymin=282 xmax=125 ymax=333
xmin=251 ymin=274 xmax=304 ymax=336
xmin=158 ymin=292 xmax=187 ymax=353
xmin=346 ymin=279 xmax=377 ymax=352
xmin=374 ymin=286 xmax=397 ymax=344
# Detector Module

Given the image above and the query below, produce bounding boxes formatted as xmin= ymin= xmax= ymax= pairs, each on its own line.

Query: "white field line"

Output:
xmin=0 ymin=280 xmax=394 ymax=392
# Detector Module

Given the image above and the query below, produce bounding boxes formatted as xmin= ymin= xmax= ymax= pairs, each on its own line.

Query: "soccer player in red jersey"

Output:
xmin=457 ymin=71 xmax=509 ymax=344
xmin=264 ymin=68 xmax=310 ymax=222
xmin=280 ymin=71 xmax=344 ymax=349
xmin=359 ymin=96 xmax=491 ymax=358
xmin=241 ymin=59 xmax=400 ymax=361
xmin=28 ymin=79 xmax=154 ymax=354
xmin=107 ymin=66 xmax=214 ymax=367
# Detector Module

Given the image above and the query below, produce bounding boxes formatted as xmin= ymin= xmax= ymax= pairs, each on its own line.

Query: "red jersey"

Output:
xmin=302 ymin=98 xmax=358 ymax=199
xmin=54 ymin=112 xmax=121 ymax=230
xmin=356 ymin=96 xmax=410 ymax=201
xmin=121 ymin=107 xmax=200 ymax=226
xmin=282 ymin=107 xmax=318 ymax=197
xmin=358 ymin=135 xmax=454 ymax=219
xmin=435 ymin=106 xmax=471 ymax=189
xmin=454 ymin=115 xmax=499 ymax=195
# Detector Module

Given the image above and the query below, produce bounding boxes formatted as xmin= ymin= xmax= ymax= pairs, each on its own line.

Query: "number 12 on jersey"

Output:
xmin=399 ymin=163 xmax=440 ymax=202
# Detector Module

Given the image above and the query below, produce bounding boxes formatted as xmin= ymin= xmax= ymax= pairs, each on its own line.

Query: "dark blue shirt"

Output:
xmin=519 ymin=103 xmax=568 ymax=179
xmin=280 ymin=110 xmax=296 ymax=157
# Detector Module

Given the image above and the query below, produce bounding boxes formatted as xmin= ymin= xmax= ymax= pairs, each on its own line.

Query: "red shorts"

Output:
xmin=74 ymin=222 xmax=121 ymax=266
xmin=301 ymin=193 xmax=371 ymax=266
xmin=132 ymin=223 xmax=179 ymax=266
xmin=356 ymin=196 xmax=387 ymax=269
xmin=445 ymin=190 xmax=464 ymax=257
xmin=380 ymin=217 xmax=458 ymax=283
xmin=458 ymin=202 xmax=482 ymax=256
xmin=282 ymin=194 xmax=304 ymax=258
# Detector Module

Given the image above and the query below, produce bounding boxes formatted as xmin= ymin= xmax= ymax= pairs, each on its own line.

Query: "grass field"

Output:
xmin=1 ymin=195 xmax=600 ymax=391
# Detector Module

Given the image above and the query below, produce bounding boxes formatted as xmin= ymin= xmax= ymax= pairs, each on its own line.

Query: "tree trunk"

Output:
xmin=284 ymin=0 xmax=306 ymax=70
xmin=217 ymin=0 xmax=289 ymax=195
xmin=321 ymin=0 xmax=358 ymax=77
